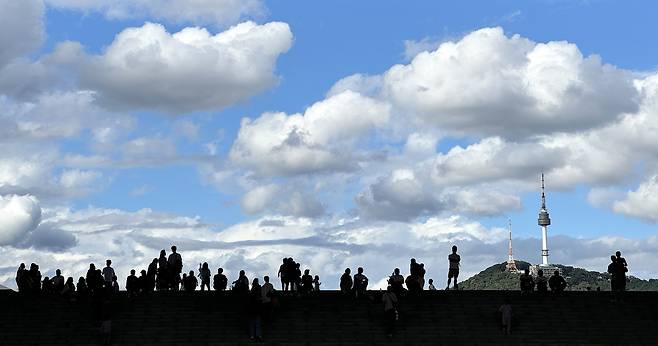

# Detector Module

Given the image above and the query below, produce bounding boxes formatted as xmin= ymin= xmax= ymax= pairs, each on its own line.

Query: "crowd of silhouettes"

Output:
xmin=13 ymin=245 xmax=633 ymax=341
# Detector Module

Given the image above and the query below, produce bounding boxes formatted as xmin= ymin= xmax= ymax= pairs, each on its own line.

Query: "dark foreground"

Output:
xmin=2 ymin=290 xmax=658 ymax=345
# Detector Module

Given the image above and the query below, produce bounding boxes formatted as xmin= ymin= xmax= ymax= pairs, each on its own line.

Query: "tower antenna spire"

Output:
xmin=541 ymin=171 xmax=547 ymax=210
xmin=506 ymin=218 xmax=517 ymax=272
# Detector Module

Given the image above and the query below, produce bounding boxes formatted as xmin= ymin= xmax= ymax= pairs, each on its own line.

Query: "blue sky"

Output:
xmin=1 ymin=0 xmax=658 ymax=288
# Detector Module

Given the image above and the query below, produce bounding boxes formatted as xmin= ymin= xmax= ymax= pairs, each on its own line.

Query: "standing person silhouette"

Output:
xmin=198 ymin=262 xmax=211 ymax=291
xmin=340 ymin=268 xmax=353 ymax=295
xmin=446 ymin=245 xmax=461 ymax=290
xmin=168 ymin=246 xmax=183 ymax=291
xmin=102 ymin=260 xmax=115 ymax=289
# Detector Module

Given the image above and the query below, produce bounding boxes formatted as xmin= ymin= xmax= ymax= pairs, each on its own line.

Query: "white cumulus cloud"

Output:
xmin=78 ymin=21 xmax=292 ymax=113
xmin=0 ymin=195 xmax=42 ymax=245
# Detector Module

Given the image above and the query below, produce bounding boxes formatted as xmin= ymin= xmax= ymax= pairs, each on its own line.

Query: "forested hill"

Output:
xmin=460 ymin=261 xmax=658 ymax=291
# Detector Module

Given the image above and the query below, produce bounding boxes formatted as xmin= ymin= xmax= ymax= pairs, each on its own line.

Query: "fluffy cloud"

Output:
xmin=230 ymin=91 xmax=391 ymax=176
xmin=78 ymin=21 xmax=292 ymax=113
xmin=0 ymin=0 xmax=44 ymax=68
xmin=2 ymin=205 xmax=656 ymax=291
xmin=0 ymin=195 xmax=42 ymax=245
xmin=45 ymin=0 xmax=264 ymax=26
xmin=383 ymin=27 xmax=638 ymax=138
xmin=241 ymin=184 xmax=325 ymax=218
xmin=613 ymin=175 xmax=658 ymax=223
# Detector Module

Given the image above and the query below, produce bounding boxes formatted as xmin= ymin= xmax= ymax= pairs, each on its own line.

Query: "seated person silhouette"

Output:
xmin=340 ymin=268 xmax=353 ymax=295
xmin=548 ymin=270 xmax=567 ymax=293
xmin=535 ymin=269 xmax=548 ymax=292
xmin=126 ymin=270 xmax=139 ymax=296
xmin=301 ymin=269 xmax=313 ymax=294
xmin=232 ymin=270 xmax=249 ymax=293
xmin=428 ymin=278 xmax=437 ymax=291
xmin=184 ymin=270 xmax=198 ymax=292
xmin=519 ymin=268 xmax=535 ymax=293
xmin=77 ymin=277 xmax=88 ymax=295
xmin=42 ymin=276 xmax=53 ymax=294
xmin=214 ymin=268 xmax=228 ymax=291
xmin=138 ymin=270 xmax=148 ymax=293
xmin=388 ymin=268 xmax=404 ymax=295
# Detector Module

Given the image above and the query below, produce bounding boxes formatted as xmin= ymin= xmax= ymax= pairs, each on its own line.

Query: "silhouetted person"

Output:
xmin=28 ymin=263 xmax=41 ymax=293
xmin=294 ymin=262 xmax=302 ymax=292
xmin=499 ymin=297 xmax=513 ymax=335
xmin=615 ymin=251 xmax=628 ymax=291
xmin=388 ymin=268 xmax=404 ymax=296
xmin=102 ymin=259 xmax=115 ymax=289
xmin=519 ymin=268 xmax=535 ymax=293
xmin=313 ymin=275 xmax=321 ymax=291
xmin=111 ymin=275 xmax=119 ymax=293
xmin=214 ymin=268 xmax=228 ymax=291
xmin=52 ymin=269 xmax=65 ymax=292
xmin=62 ymin=277 xmax=75 ymax=298
xmin=405 ymin=274 xmax=421 ymax=293
xmin=428 ymin=279 xmax=437 ymax=291
xmin=184 ymin=270 xmax=198 ymax=292
xmin=233 ymin=270 xmax=249 ymax=293
xmin=126 ymin=269 xmax=139 ymax=297
xmin=198 ymin=262 xmax=211 ymax=291
xmin=353 ymin=267 xmax=369 ymax=298
xmin=301 ymin=269 xmax=313 ymax=294
xmin=86 ymin=264 xmax=97 ymax=292
xmin=248 ymin=278 xmax=263 ymax=341
xmin=146 ymin=258 xmax=157 ymax=291
xmin=616 ymin=251 xmax=628 ymax=268
xmin=261 ymin=276 xmax=275 ymax=322
xmin=536 ymin=269 xmax=548 ymax=293
xmin=382 ymin=286 xmax=398 ymax=338
xmin=138 ymin=270 xmax=148 ymax=293
xmin=157 ymin=249 xmax=169 ymax=290
xmin=446 ymin=245 xmax=460 ymax=290
xmin=16 ymin=263 xmax=27 ymax=292
xmin=607 ymin=255 xmax=626 ymax=292
xmin=340 ymin=268 xmax=353 ymax=295
xmin=419 ymin=263 xmax=426 ymax=289
xmin=77 ymin=277 xmax=88 ymax=296
xmin=278 ymin=258 xmax=288 ymax=291
xmin=168 ymin=245 xmax=183 ymax=291
xmin=549 ymin=270 xmax=567 ymax=293
xmin=42 ymin=276 xmax=53 ymax=294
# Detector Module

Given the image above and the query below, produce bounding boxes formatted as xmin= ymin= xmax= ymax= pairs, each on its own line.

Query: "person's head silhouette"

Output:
xmin=344 ymin=268 xmax=351 ymax=275
xmin=616 ymin=251 xmax=622 ymax=258
xmin=239 ymin=270 xmax=245 ymax=277
xmin=304 ymin=269 xmax=310 ymax=275
xmin=252 ymin=278 xmax=259 ymax=286
xmin=202 ymin=262 xmax=208 ymax=270
xmin=553 ymin=270 xmax=559 ymax=277
xmin=358 ymin=267 xmax=364 ymax=274
xmin=152 ymin=258 xmax=157 ymax=264
xmin=89 ymin=263 xmax=95 ymax=270
xmin=171 ymin=245 xmax=177 ymax=253
xmin=160 ymin=249 xmax=166 ymax=257
xmin=218 ymin=268 xmax=224 ymax=274
xmin=56 ymin=269 xmax=61 ymax=276
xmin=452 ymin=245 xmax=458 ymax=253
xmin=411 ymin=258 xmax=416 ymax=264
xmin=130 ymin=269 xmax=135 ymax=276
xmin=189 ymin=270 xmax=194 ymax=276
xmin=106 ymin=259 xmax=111 ymax=267
xmin=264 ymin=276 xmax=270 ymax=283
xmin=394 ymin=268 xmax=400 ymax=275
xmin=611 ymin=255 xmax=616 ymax=262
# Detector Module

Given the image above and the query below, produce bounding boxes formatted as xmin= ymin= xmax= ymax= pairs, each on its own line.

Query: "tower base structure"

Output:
xmin=530 ymin=264 xmax=561 ymax=278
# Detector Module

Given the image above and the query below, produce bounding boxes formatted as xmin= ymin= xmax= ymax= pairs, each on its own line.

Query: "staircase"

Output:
xmin=2 ymin=290 xmax=657 ymax=345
